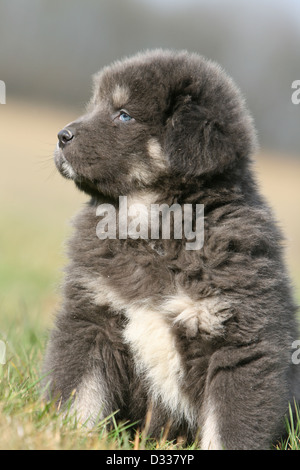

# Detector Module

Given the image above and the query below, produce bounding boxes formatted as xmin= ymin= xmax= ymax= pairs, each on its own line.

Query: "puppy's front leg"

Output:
xmin=42 ymin=305 xmax=133 ymax=427
xmin=200 ymin=344 xmax=289 ymax=450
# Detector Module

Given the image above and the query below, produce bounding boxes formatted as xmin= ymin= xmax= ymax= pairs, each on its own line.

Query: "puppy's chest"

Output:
xmin=71 ymin=204 xmax=206 ymax=303
xmin=85 ymin=244 xmax=175 ymax=306
xmin=72 ymin=230 xmax=231 ymax=422
xmin=72 ymin=226 xmax=177 ymax=302
xmin=76 ymin=237 xmax=230 ymax=339
xmin=71 ymin=219 xmax=230 ymax=337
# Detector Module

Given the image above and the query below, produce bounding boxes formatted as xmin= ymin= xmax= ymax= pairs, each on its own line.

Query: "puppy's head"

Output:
xmin=55 ymin=50 xmax=257 ymax=199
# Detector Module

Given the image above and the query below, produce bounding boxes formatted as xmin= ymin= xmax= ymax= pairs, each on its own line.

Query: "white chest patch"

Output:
xmin=123 ymin=305 xmax=195 ymax=426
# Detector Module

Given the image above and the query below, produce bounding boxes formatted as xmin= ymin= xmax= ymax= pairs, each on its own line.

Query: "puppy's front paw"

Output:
xmin=164 ymin=295 xmax=232 ymax=338
xmin=173 ymin=308 xmax=201 ymax=337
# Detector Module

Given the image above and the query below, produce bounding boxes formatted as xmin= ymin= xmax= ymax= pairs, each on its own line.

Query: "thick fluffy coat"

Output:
xmin=42 ymin=50 xmax=299 ymax=449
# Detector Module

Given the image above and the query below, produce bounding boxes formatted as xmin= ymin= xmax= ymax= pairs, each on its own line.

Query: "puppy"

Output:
xmin=42 ymin=49 xmax=299 ymax=449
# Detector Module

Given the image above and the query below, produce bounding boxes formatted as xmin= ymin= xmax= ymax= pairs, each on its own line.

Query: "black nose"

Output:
xmin=57 ymin=127 xmax=74 ymax=147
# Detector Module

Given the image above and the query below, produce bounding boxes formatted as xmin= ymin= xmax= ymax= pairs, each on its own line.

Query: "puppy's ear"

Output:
xmin=164 ymin=95 xmax=255 ymax=178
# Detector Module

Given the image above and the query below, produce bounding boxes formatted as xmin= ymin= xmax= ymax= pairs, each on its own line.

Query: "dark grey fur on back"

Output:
xmin=42 ymin=50 xmax=300 ymax=449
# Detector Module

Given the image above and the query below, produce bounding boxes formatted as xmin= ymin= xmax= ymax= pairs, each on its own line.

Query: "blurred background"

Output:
xmin=0 ymin=0 xmax=299 ymax=336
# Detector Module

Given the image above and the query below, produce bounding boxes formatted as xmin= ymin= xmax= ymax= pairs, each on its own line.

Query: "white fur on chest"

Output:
xmin=123 ymin=305 xmax=195 ymax=425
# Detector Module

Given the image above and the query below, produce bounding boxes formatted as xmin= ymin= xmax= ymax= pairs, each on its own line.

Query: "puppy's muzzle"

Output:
xmin=57 ymin=127 xmax=75 ymax=148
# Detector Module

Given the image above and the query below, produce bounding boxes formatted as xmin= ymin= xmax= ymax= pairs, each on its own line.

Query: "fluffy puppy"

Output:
xmin=42 ymin=49 xmax=299 ymax=449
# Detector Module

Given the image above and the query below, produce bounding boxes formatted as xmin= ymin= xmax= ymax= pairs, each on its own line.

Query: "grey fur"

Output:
xmin=42 ymin=50 xmax=300 ymax=449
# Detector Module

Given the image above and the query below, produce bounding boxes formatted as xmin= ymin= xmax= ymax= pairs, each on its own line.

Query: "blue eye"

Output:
xmin=119 ymin=111 xmax=132 ymax=122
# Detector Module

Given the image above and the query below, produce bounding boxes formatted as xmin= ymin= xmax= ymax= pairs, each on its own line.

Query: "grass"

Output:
xmin=0 ymin=329 xmax=190 ymax=450
xmin=0 ymin=318 xmax=300 ymax=450
xmin=0 ymin=99 xmax=300 ymax=450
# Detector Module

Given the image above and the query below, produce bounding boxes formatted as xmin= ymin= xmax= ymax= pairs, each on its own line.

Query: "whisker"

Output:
xmin=34 ymin=154 xmax=55 ymax=165
xmin=43 ymin=166 xmax=57 ymax=182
